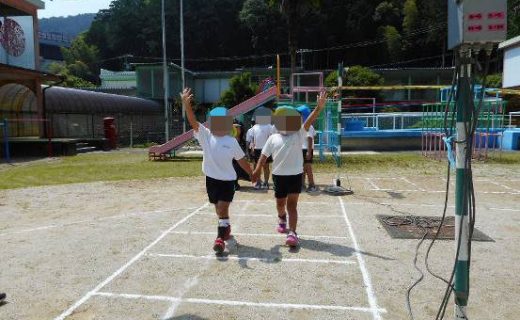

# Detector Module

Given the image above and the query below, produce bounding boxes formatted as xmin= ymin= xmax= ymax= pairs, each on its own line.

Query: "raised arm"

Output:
xmin=180 ymin=88 xmax=199 ymax=132
xmin=303 ymin=91 xmax=328 ymax=131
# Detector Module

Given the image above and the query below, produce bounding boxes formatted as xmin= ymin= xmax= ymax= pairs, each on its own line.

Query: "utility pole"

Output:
xmin=161 ymin=0 xmax=170 ymax=142
xmin=446 ymin=1 xmax=507 ymax=318
xmin=453 ymin=47 xmax=471 ymax=320
xmin=180 ymin=0 xmax=186 ymax=133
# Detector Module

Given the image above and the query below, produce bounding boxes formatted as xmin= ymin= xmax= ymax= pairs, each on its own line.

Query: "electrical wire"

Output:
xmin=431 ymin=48 xmax=491 ymax=320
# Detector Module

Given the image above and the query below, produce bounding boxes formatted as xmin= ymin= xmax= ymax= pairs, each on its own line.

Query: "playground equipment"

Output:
xmin=421 ymin=99 xmax=506 ymax=161
xmin=148 ymin=86 xmax=278 ymax=160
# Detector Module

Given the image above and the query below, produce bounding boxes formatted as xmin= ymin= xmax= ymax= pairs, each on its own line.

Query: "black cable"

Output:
xmin=434 ymin=49 xmax=491 ymax=320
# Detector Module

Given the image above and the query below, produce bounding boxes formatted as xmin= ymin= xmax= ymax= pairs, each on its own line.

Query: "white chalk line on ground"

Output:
xmin=484 ymin=180 xmax=520 ymax=193
xmin=53 ymin=203 xmax=209 ymax=320
xmin=169 ymin=230 xmax=350 ymax=241
xmin=162 ymin=200 xmax=253 ymax=319
xmin=367 ymin=188 xmax=520 ymax=195
xmin=488 ymin=207 xmax=520 ymax=212
xmin=147 ymin=253 xmax=356 ymax=265
xmin=400 ymin=177 xmax=426 ymax=191
xmin=365 ymin=178 xmax=381 ymax=190
xmin=164 ymin=201 xmax=255 ymax=320
xmin=93 ymin=292 xmax=387 ymax=314
xmin=196 ymin=212 xmax=343 ymax=218
xmin=0 ymin=206 xmax=199 ymax=238
xmin=235 ymin=199 xmax=332 ymax=205
xmin=339 ymin=198 xmax=383 ymax=320
xmin=350 ymin=201 xmax=519 ymax=212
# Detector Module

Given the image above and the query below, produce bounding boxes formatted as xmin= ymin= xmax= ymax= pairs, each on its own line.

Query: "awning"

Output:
xmin=0 ymin=63 xmax=62 ymax=82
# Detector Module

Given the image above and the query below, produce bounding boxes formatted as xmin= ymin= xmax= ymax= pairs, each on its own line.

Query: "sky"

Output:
xmin=39 ymin=0 xmax=113 ymax=18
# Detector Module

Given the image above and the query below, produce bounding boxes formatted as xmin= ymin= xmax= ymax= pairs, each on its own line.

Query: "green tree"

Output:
xmin=325 ymin=66 xmax=384 ymax=86
xmin=373 ymin=1 xmax=401 ymax=26
xmin=402 ymin=0 xmax=418 ymax=35
xmin=326 ymin=66 xmax=384 ymax=99
xmin=48 ymin=63 xmax=96 ymax=88
xmin=61 ymin=34 xmax=100 ymax=84
xmin=268 ymin=0 xmax=322 ymax=74
xmin=219 ymin=73 xmax=258 ymax=107
xmin=381 ymin=25 xmax=402 ymax=61
xmin=239 ymin=0 xmax=286 ymax=51
xmin=509 ymin=0 xmax=520 ymax=39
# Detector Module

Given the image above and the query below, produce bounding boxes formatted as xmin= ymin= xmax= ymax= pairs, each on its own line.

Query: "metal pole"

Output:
xmin=161 ymin=0 xmax=170 ymax=142
xmin=276 ymin=54 xmax=281 ymax=97
xmin=454 ymin=49 xmax=471 ymax=320
xmin=130 ymin=122 xmax=133 ymax=148
xmin=3 ymin=119 xmax=10 ymax=163
xmin=180 ymin=0 xmax=186 ymax=133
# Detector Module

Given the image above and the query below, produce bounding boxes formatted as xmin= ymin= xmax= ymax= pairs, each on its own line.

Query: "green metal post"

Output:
xmin=454 ymin=50 xmax=471 ymax=319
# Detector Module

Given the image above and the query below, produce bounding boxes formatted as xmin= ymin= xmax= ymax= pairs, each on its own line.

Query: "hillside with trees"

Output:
xmin=57 ymin=0 xmax=518 ymax=81
xmin=39 ymin=13 xmax=96 ymax=38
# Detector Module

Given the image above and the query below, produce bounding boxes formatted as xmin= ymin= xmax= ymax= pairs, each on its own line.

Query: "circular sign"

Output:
xmin=0 ymin=18 xmax=26 ymax=57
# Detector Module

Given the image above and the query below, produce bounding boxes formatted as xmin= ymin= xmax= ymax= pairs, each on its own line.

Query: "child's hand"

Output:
xmin=316 ymin=90 xmax=327 ymax=109
xmin=251 ymin=169 xmax=260 ymax=184
xmin=180 ymin=88 xmax=193 ymax=106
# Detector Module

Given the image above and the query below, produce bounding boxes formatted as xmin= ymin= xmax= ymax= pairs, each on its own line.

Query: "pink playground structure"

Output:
xmin=148 ymin=86 xmax=277 ymax=160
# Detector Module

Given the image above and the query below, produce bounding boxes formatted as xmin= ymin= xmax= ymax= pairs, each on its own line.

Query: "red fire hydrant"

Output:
xmin=103 ymin=117 xmax=117 ymax=149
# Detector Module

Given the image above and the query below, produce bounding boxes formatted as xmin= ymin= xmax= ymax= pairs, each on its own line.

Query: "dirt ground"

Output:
xmin=0 ymin=167 xmax=519 ymax=319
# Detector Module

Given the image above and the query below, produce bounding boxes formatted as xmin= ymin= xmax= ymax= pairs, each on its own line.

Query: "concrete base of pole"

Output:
xmin=455 ymin=305 xmax=468 ymax=319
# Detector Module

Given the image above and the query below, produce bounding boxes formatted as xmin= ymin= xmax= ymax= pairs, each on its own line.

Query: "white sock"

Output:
xmin=218 ymin=219 xmax=230 ymax=227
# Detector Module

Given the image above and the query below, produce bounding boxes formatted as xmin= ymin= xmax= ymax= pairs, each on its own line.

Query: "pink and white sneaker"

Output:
xmin=286 ymin=232 xmax=299 ymax=247
xmin=276 ymin=216 xmax=287 ymax=233
xmin=276 ymin=223 xmax=287 ymax=233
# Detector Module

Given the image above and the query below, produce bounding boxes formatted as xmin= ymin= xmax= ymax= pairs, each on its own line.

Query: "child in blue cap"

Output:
xmin=181 ymin=88 xmax=256 ymax=254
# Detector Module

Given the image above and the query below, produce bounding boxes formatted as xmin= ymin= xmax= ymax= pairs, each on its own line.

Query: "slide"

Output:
xmin=149 ymin=86 xmax=277 ymax=160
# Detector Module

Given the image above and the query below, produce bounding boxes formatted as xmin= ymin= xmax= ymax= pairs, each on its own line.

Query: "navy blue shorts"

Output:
xmin=272 ymin=174 xmax=303 ymax=199
xmin=206 ymin=176 xmax=235 ymax=204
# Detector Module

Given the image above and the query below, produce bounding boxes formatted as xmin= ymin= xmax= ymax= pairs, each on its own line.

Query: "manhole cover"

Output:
xmin=377 ymin=215 xmax=493 ymax=242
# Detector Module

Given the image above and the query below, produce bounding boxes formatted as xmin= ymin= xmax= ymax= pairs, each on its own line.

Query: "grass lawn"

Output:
xmin=1 ymin=149 xmax=519 ymax=190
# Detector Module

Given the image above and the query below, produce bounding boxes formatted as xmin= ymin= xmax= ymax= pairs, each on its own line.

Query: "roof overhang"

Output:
xmin=0 ymin=63 xmax=62 ymax=82
xmin=499 ymin=35 xmax=520 ymax=50
xmin=26 ymin=0 xmax=45 ymax=9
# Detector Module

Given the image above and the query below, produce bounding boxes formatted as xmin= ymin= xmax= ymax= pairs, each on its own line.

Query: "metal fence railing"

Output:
xmin=341 ymin=112 xmax=424 ymax=131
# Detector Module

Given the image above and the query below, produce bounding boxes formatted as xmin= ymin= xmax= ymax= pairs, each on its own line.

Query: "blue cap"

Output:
xmin=296 ymin=105 xmax=311 ymax=121
xmin=208 ymin=106 xmax=228 ymax=117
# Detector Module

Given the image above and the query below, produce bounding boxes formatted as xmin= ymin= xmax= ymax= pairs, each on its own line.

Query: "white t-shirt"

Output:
xmin=262 ymin=127 xmax=307 ymax=176
xmin=246 ymin=127 xmax=254 ymax=144
xmin=251 ymin=124 xmax=274 ymax=150
xmin=302 ymin=125 xmax=316 ymax=150
xmin=194 ymin=123 xmax=245 ymax=181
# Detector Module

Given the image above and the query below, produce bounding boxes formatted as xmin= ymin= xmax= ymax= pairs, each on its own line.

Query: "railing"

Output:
xmin=38 ymin=32 xmax=73 ymax=44
xmin=508 ymin=111 xmax=520 ymax=128
xmin=341 ymin=112 xmax=424 ymax=131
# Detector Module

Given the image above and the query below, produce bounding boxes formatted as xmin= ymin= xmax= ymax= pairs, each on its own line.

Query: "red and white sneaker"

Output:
xmin=223 ymin=225 xmax=232 ymax=241
xmin=286 ymin=232 xmax=299 ymax=247
xmin=213 ymin=238 xmax=225 ymax=254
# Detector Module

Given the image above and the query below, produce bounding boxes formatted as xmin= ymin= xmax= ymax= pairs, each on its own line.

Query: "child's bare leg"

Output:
xmin=263 ymin=163 xmax=270 ymax=183
xmin=215 ymin=201 xmax=230 ymax=219
xmin=286 ymin=193 xmax=299 ymax=232
xmin=215 ymin=201 xmax=231 ymax=240
xmin=305 ymin=163 xmax=315 ymax=186
xmin=276 ymin=197 xmax=287 ymax=218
